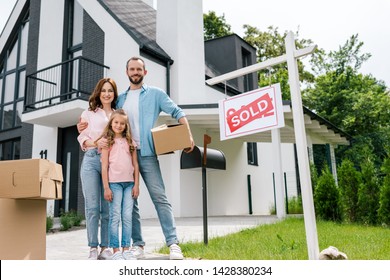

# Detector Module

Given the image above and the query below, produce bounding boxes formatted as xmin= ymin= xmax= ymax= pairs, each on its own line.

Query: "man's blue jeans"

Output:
xmin=80 ymin=148 xmax=109 ymax=248
xmin=132 ymin=151 xmax=179 ymax=247
xmin=108 ymin=182 xmax=134 ymax=249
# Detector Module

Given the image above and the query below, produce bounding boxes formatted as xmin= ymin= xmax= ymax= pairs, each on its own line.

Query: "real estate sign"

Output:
xmin=218 ymin=83 xmax=284 ymax=141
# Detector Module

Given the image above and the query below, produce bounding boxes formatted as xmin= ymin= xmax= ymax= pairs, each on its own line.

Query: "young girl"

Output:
xmin=99 ymin=109 xmax=140 ymax=260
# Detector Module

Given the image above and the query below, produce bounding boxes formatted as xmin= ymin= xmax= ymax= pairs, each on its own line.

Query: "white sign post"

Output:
xmin=207 ymin=31 xmax=319 ymax=260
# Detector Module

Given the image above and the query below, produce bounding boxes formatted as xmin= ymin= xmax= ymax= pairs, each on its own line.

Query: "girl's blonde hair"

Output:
xmin=98 ymin=109 xmax=135 ymax=152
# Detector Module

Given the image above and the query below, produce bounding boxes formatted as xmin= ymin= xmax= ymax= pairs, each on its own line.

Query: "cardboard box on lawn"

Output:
xmin=0 ymin=159 xmax=63 ymax=200
xmin=0 ymin=198 xmax=47 ymax=260
xmin=151 ymin=124 xmax=192 ymax=155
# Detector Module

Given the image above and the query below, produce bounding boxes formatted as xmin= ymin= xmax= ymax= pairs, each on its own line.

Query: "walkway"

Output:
xmin=46 ymin=215 xmax=280 ymax=260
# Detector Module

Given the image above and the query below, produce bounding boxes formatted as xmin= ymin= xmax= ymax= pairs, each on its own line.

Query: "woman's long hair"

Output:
xmin=88 ymin=78 xmax=118 ymax=111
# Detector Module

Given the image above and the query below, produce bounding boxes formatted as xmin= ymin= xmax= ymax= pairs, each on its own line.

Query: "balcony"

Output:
xmin=22 ymin=57 xmax=109 ymax=127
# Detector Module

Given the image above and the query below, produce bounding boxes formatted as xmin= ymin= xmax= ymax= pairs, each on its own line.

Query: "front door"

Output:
xmin=55 ymin=126 xmax=82 ymax=216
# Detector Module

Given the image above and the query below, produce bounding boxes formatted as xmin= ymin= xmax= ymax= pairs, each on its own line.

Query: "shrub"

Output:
xmin=46 ymin=216 xmax=54 ymax=233
xmin=59 ymin=209 xmax=85 ymax=231
xmin=60 ymin=213 xmax=73 ymax=231
xmin=269 ymin=196 xmax=303 ymax=215
xmin=338 ymin=159 xmax=362 ymax=222
xmin=286 ymin=196 xmax=303 ymax=214
xmin=68 ymin=210 xmax=84 ymax=227
xmin=378 ymin=157 xmax=390 ymax=226
xmin=314 ymin=165 xmax=342 ymax=222
xmin=310 ymin=162 xmax=318 ymax=193
xmin=357 ymin=159 xmax=380 ymax=225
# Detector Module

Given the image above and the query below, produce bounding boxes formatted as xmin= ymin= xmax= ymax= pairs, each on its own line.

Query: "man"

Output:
xmin=79 ymin=57 xmax=194 ymax=260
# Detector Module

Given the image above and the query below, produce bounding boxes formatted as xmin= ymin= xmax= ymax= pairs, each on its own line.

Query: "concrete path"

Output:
xmin=46 ymin=215 xmax=279 ymax=260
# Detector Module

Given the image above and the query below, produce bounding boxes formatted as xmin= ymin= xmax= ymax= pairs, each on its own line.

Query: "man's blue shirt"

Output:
xmin=116 ymin=84 xmax=186 ymax=156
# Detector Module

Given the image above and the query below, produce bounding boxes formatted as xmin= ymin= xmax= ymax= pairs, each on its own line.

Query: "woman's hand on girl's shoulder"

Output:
xmin=97 ymin=137 xmax=109 ymax=149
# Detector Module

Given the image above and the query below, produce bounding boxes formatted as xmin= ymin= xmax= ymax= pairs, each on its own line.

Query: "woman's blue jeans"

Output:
xmin=108 ymin=182 xmax=134 ymax=249
xmin=132 ymin=151 xmax=179 ymax=247
xmin=80 ymin=149 xmax=109 ymax=248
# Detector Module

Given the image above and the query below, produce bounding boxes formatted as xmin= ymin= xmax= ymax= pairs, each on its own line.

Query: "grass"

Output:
xmin=158 ymin=217 xmax=390 ymax=260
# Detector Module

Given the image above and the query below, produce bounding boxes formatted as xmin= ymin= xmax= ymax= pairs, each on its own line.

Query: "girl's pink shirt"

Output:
xmin=77 ymin=108 xmax=109 ymax=151
xmin=108 ymin=138 xmax=136 ymax=182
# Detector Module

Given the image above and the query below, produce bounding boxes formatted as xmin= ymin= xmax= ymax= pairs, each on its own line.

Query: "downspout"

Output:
xmin=166 ymin=61 xmax=171 ymax=96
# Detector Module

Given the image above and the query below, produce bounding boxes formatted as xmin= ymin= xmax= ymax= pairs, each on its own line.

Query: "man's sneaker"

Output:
xmin=122 ymin=250 xmax=137 ymax=260
xmin=88 ymin=248 xmax=98 ymax=260
xmin=111 ymin=251 xmax=125 ymax=260
xmin=169 ymin=244 xmax=183 ymax=260
xmin=129 ymin=246 xmax=145 ymax=259
xmin=98 ymin=248 xmax=113 ymax=260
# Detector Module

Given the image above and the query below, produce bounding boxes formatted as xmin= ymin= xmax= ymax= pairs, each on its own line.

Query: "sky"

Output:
xmin=202 ymin=0 xmax=390 ymax=87
xmin=1 ymin=0 xmax=389 ymax=86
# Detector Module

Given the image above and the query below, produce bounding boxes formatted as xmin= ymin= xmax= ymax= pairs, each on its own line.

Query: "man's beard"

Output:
xmin=129 ymin=75 xmax=144 ymax=85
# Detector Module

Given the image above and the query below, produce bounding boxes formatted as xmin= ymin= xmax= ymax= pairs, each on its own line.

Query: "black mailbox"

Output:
xmin=180 ymin=145 xmax=226 ymax=245
xmin=180 ymin=146 xmax=226 ymax=170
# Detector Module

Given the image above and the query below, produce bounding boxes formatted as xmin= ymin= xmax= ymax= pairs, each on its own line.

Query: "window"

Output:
xmin=1 ymin=104 xmax=14 ymax=130
xmin=247 ymin=142 xmax=258 ymax=166
xmin=0 ymin=14 xmax=29 ymax=131
xmin=7 ymin=38 xmax=18 ymax=70
xmin=63 ymin=0 xmax=83 ymax=97
xmin=241 ymin=47 xmax=253 ymax=92
xmin=66 ymin=0 xmax=83 ymax=58
xmin=0 ymin=138 xmax=21 ymax=160
xmin=4 ymin=72 xmax=16 ymax=103
xmin=71 ymin=0 xmax=83 ymax=47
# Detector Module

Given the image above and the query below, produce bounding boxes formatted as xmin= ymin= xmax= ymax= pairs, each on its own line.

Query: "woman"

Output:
xmin=77 ymin=78 xmax=118 ymax=260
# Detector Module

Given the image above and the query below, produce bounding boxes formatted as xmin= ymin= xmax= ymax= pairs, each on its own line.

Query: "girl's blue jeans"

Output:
xmin=108 ymin=182 xmax=134 ymax=249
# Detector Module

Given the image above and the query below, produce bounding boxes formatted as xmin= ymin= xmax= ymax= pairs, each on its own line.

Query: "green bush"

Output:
xmin=46 ymin=216 xmax=54 ymax=232
xmin=269 ymin=196 xmax=303 ymax=215
xmin=357 ymin=159 xmax=380 ymax=225
xmin=310 ymin=162 xmax=319 ymax=192
xmin=286 ymin=196 xmax=303 ymax=214
xmin=338 ymin=159 xmax=361 ymax=222
xmin=68 ymin=210 xmax=84 ymax=227
xmin=378 ymin=157 xmax=390 ymax=226
xmin=314 ymin=165 xmax=342 ymax=222
xmin=60 ymin=213 xmax=73 ymax=231
xmin=59 ymin=210 xmax=84 ymax=231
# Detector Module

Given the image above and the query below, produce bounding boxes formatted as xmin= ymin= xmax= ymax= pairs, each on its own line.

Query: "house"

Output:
xmin=0 ymin=0 xmax=350 ymax=219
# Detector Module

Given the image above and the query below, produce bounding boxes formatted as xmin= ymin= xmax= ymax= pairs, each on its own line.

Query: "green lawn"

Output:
xmin=159 ymin=217 xmax=390 ymax=260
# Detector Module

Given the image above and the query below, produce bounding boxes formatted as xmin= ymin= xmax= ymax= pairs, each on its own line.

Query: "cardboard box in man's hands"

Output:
xmin=151 ymin=124 xmax=192 ymax=155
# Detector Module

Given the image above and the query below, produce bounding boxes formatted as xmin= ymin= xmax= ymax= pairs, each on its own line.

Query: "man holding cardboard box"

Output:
xmin=78 ymin=57 xmax=194 ymax=260
xmin=117 ymin=57 xmax=194 ymax=260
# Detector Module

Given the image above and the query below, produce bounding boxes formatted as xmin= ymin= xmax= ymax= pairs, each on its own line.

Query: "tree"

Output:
xmin=337 ymin=159 xmax=362 ymax=223
xmin=357 ymin=158 xmax=380 ymax=225
xmin=310 ymin=34 xmax=371 ymax=76
xmin=203 ymin=11 xmax=232 ymax=40
xmin=243 ymin=25 xmax=315 ymax=99
xmin=378 ymin=157 xmax=390 ymax=226
xmin=314 ymin=165 xmax=342 ymax=222
xmin=303 ymin=34 xmax=390 ymax=166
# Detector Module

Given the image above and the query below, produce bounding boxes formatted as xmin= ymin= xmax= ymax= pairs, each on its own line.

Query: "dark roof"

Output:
xmin=205 ymin=33 xmax=257 ymax=51
xmin=98 ymin=0 xmax=172 ymax=64
xmin=205 ymin=61 xmax=241 ymax=95
xmin=283 ymin=101 xmax=353 ymax=141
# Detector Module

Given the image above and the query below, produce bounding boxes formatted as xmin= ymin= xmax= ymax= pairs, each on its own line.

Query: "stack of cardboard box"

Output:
xmin=0 ymin=159 xmax=63 ymax=260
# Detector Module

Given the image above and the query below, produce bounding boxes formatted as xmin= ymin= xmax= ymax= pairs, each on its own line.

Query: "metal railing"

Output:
xmin=24 ymin=56 xmax=109 ymax=112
